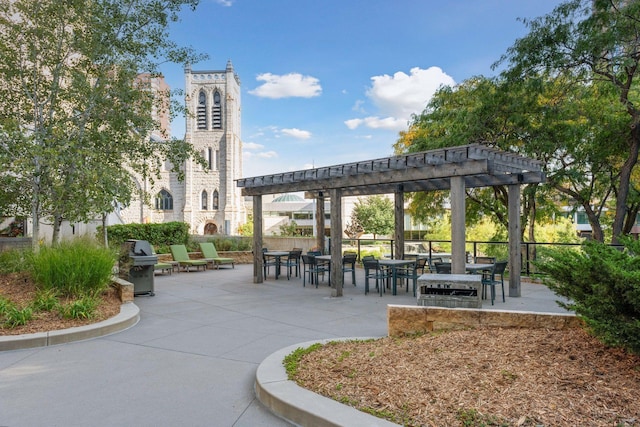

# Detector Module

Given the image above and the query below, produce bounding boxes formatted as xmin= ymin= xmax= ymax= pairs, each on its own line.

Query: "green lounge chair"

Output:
xmin=199 ymin=242 xmax=235 ymax=269
xmin=170 ymin=244 xmax=208 ymax=272
xmin=151 ymin=245 xmax=175 ymax=275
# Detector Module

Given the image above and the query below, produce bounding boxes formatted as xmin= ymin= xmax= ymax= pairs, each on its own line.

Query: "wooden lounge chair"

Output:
xmin=170 ymin=244 xmax=208 ymax=272
xmin=199 ymin=242 xmax=235 ymax=269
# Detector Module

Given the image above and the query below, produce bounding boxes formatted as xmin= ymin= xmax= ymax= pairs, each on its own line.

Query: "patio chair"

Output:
xmin=150 ymin=245 xmax=174 ymax=275
xmin=262 ymin=249 xmax=278 ymax=278
xmin=342 ymin=252 xmax=358 ymax=286
xmin=481 ymin=260 xmax=508 ymax=305
xmin=434 ymin=262 xmax=451 ymax=274
xmin=199 ymin=242 xmax=235 ymax=269
xmin=414 ymin=257 xmax=429 ymax=275
xmin=302 ymin=254 xmax=329 ymax=287
xmin=284 ymin=250 xmax=302 ymax=279
xmin=396 ymin=260 xmax=424 ymax=296
xmin=427 ymin=256 xmax=442 ymax=273
xmin=169 ymin=244 xmax=208 ymax=272
xmin=362 ymin=256 xmax=390 ymax=296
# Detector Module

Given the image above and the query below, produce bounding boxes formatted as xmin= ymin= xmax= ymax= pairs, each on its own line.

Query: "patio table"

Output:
xmin=379 ymin=259 xmax=416 ymax=295
xmin=264 ymin=251 xmax=290 ymax=279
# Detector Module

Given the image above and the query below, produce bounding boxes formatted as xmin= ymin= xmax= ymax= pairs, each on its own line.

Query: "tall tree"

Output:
xmin=497 ymin=0 xmax=640 ymax=243
xmin=0 ymin=0 xmax=205 ymax=248
xmin=352 ymin=195 xmax=394 ymax=239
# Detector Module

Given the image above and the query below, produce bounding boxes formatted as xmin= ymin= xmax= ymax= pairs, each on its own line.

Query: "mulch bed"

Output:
xmin=293 ymin=328 xmax=640 ymax=426
xmin=0 ymin=272 xmax=122 ymax=336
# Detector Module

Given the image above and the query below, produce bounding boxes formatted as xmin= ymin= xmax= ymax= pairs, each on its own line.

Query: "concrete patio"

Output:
xmin=0 ymin=264 xmax=571 ymax=426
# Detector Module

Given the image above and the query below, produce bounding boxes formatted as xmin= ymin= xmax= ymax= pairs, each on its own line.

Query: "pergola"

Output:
xmin=237 ymin=143 xmax=545 ymax=297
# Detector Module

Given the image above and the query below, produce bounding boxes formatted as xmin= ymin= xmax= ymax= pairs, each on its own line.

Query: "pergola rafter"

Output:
xmin=237 ymin=143 xmax=545 ymax=297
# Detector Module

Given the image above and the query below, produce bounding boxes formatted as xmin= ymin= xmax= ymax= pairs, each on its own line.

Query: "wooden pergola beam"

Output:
xmin=239 ymin=143 xmax=545 ymax=297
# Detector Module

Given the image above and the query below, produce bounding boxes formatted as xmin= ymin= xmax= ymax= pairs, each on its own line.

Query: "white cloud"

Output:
xmin=243 ymin=141 xmax=264 ymax=150
xmin=257 ymin=151 xmax=278 ymax=159
xmin=249 ymin=73 xmax=322 ymax=99
xmin=280 ymin=128 xmax=311 ymax=139
xmin=344 ymin=118 xmax=363 ymax=130
xmin=215 ymin=0 xmax=234 ymax=6
xmin=346 ymin=66 xmax=455 ymax=131
xmin=351 ymin=99 xmax=365 ymax=113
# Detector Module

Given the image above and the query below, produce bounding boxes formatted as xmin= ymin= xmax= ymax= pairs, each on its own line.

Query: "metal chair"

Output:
xmin=262 ymin=248 xmax=277 ymax=277
xmin=481 ymin=261 xmax=508 ymax=305
xmin=284 ymin=250 xmax=302 ymax=279
xmin=428 ymin=256 xmax=443 ymax=273
xmin=302 ymin=254 xmax=329 ymax=287
xmin=362 ymin=257 xmax=390 ymax=296
xmin=396 ymin=261 xmax=420 ymax=296
xmin=342 ymin=253 xmax=358 ymax=286
xmin=434 ymin=262 xmax=451 ymax=274
xmin=415 ymin=257 xmax=429 ymax=275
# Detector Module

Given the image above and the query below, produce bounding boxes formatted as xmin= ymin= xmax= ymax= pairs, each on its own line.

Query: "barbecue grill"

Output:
xmin=417 ymin=274 xmax=482 ymax=308
xmin=120 ymin=239 xmax=157 ymax=296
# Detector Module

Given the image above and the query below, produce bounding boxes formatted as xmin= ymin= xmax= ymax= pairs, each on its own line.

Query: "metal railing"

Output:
xmin=336 ymin=238 xmax=605 ymax=276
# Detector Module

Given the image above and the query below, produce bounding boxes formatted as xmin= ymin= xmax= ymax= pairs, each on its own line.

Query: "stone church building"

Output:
xmin=118 ymin=61 xmax=246 ymax=235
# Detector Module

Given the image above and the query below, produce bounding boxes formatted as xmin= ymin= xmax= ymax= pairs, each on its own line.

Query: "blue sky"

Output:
xmin=161 ymin=0 xmax=563 ymax=178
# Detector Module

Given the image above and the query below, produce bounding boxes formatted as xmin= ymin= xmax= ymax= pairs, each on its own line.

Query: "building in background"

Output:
xmin=118 ymin=61 xmax=246 ymax=235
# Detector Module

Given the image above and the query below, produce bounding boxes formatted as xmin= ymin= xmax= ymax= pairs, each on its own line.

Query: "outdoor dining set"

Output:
xmin=261 ymin=249 xmax=508 ymax=305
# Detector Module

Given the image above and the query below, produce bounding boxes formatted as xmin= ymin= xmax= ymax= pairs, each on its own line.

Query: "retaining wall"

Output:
xmin=387 ymin=304 xmax=582 ymax=337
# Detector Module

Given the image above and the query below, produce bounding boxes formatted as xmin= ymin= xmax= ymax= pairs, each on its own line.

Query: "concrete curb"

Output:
xmin=255 ymin=339 xmax=401 ymax=427
xmin=0 ymin=303 xmax=140 ymax=351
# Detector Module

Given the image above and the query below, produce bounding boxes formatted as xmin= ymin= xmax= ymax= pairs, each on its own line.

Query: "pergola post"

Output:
xmin=315 ymin=192 xmax=325 ymax=253
xmin=508 ymin=184 xmax=522 ymax=296
xmin=329 ymin=188 xmax=343 ymax=297
xmin=394 ymin=186 xmax=404 ymax=260
xmin=252 ymin=195 xmax=263 ymax=283
xmin=450 ymin=176 xmax=466 ymax=274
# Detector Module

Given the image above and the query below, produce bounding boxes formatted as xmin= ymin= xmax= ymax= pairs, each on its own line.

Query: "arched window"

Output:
xmin=212 ymin=91 xmax=222 ymax=129
xmin=197 ymin=91 xmax=207 ymax=129
xmin=212 ymin=190 xmax=219 ymax=210
xmin=155 ymin=189 xmax=173 ymax=210
xmin=201 ymin=190 xmax=208 ymax=210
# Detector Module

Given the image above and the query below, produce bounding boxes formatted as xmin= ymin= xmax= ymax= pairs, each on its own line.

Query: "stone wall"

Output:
xmin=111 ymin=276 xmax=134 ymax=303
xmin=0 ymin=237 xmax=31 ymax=252
xmin=387 ymin=304 xmax=583 ymax=337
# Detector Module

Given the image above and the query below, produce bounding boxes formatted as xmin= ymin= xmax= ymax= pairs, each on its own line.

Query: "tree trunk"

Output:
xmin=612 ymin=117 xmax=640 ymax=244
xmin=102 ymin=213 xmax=109 ymax=247
xmin=31 ymin=195 xmax=40 ymax=253
xmin=584 ymin=204 xmax=605 ymax=242
xmin=51 ymin=214 xmax=63 ymax=245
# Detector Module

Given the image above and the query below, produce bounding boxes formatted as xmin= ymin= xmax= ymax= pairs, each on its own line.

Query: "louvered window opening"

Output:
xmin=197 ymin=91 xmax=207 ymax=130
xmin=212 ymin=91 xmax=222 ymax=129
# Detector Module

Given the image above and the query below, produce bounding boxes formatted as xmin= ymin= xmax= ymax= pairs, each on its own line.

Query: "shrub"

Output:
xmin=205 ymin=236 xmax=252 ymax=251
xmin=0 ymin=248 xmax=32 ymax=274
xmin=30 ymin=238 xmax=116 ymax=297
xmin=31 ymin=289 xmax=60 ymax=312
xmin=537 ymin=237 xmax=640 ymax=354
xmin=102 ymin=221 xmax=190 ymax=248
xmin=4 ymin=305 xmax=33 ymax=327
xmin=60 ymin=295 xmax=100 ymax=319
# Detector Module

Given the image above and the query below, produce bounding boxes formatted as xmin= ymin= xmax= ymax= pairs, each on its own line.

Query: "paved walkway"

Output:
xmin=0 ymin=264 xmax=571 ymax=426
